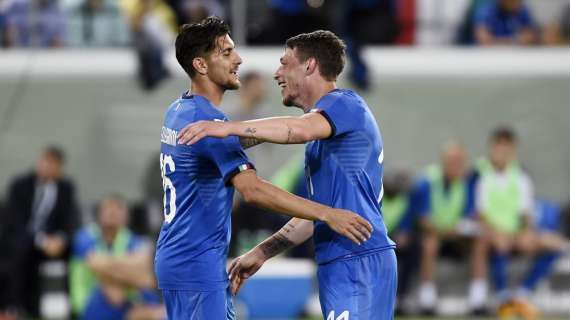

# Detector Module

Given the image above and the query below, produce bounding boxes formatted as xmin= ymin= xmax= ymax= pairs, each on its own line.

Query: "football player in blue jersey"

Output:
xmin=155 ymin=18 xmax=373 ymax=320
xmin=179 ymin=30 xmax=397 ymax=319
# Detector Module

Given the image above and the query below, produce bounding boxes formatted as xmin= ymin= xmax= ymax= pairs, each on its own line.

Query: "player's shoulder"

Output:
xmin=317 ymin=88 xmax=367 ymax=113
xmin=189 ymin=94 xmax=227 ymax=120
xmin=167 ymin=94 xmax=226 ymax=123
xmin=326 ymin=88 xmax=361 ymax=104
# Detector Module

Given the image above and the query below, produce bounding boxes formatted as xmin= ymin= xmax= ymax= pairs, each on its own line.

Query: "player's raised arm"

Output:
xmin=178 ymin=111 xmax=332 ymax=146
xmin=228 ymin=218 xmax=313 ymax=294
xmin=231 ymin=169 xmax=372 ymax=245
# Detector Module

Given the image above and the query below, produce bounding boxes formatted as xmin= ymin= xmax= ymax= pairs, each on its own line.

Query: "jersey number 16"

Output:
xmin=160 ymin=153 xmax=177 ymax=223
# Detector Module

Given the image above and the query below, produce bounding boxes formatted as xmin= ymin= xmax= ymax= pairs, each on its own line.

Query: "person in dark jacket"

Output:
xmin=4 ymin=146 xmax=80 ymax=318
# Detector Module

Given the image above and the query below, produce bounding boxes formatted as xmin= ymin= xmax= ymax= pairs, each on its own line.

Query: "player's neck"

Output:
xmin=101 ymin=227 xmax=119 ymax=246
xmin=301 ymin=81 xmax=337 ymax=112
xmin=190 ymin=79 xmax=225 ymax=107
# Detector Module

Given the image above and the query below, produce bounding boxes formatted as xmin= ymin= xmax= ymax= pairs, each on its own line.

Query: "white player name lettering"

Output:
xmin=161 ymin=126 xmax=178 ymax=146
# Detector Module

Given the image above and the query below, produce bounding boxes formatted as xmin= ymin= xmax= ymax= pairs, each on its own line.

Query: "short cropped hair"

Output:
xmin=490 ymin=126 xmax=517 ymax=143
xmin=285 ymin=30 xmax=346 ymax=81
xmin=96 ymin=193 xmax=128 ymax=215
xmin=43 ymin=145 xmax=65 ymax=165
xmin=175 ymin=16 xmax=230 ymax=78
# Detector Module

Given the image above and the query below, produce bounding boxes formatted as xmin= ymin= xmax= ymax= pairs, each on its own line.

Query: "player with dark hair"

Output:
xmin=178 ymin=30 xmax=397 ymax=319
xmin=475 ymin=126 xmax=565 ymax=319
xmin=155 ymin=18 xmax=373 ymax=320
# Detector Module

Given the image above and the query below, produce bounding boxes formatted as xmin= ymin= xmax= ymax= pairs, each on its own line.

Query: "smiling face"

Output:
xmin=205 ymin=34 xmax=242 ymax=90
xmin=274 ymin=48 xmax=307 ymax=107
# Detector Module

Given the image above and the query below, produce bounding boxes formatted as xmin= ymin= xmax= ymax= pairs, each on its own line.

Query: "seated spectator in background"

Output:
xmin=66 ymin=0 xmax=130 ymax=47
xmin=474 ymin=0 xmax=537 ymax=46
xmin=519 ymin=199 xmax=566 ymax=297
xmin=0 ymin=201 xmax=15 ymax=314
xmin=163 ymin=0 xmax=224 ymax=26
xmin=248 ymin=0 xmax=329 ymax=45
xmin=381 ymin=170 xmax=416 ymax=315
xmin=0 ymin=0 xmax=9 ymax=47
xmin=475 ymin=127 xmax=563 ymax=319
xmin=4 ymin=0 xmax=67 ymax=47
xmin=342 ymin=0 xmax=399 ymax=90
xmin=416 ymin=141 xmax=488 ymax=315
xmin=125 ymin=0 xmax=176 ymax=90
xmin=70 ymin=194 xmax=165 ymax=320
xmin=543 ymin=4 xmax=570 ymax=45
xmin=4 ymin=146 xmax=79 ymax=318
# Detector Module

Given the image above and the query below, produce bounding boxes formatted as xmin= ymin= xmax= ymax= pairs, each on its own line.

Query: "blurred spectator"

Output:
xmin=0 ymin=201 xmax=15 ymax=313
xmin=0 ymin=0 xmax=9 ymax=47
xmin=4 ymin=146 xmax=79 ymax=318
xmin=66 ymin=0 xmax=130 ymax=47
xmin=342 ymin=0 xmax=399 ymax=90
xmin=381 ymin=170 xmax=417 ymax=315
xmin=415 ymin=141 xmax=487 ymax=315
xmin=3 ymin=0 xmax=67 ymax=47
xmin=69 ymin=194 xmax=165 ymax=320
xmin=126 ymin=0 xmax=176 ymax=90
xmin=542 ymin=4 xmax=570 ymax=45
xmin=164 ymin=0 xmax=224 ymax=26
xmin=475 ymin=127 xmax=563 ymax=318
xmin=456 ymin=0 xmax=493 ymax=45
xmin=247 ymin=0 xmax=329 ymax=45
xmin=473 ymin=0 xmax=537 ymax=46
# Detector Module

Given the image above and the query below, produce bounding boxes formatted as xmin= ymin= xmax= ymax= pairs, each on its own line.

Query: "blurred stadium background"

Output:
xmin=1 ymin=0 xmax=570 ymax=319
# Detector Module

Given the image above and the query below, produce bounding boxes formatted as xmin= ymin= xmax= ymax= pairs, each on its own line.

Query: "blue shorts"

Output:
xmin=162 ymin=288 xmax=235 ymax=320
xmin=317 ymin=249 xmax=397 ymax=320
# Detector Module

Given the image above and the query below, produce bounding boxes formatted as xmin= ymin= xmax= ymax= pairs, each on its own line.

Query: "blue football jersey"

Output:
xmin=154 ymin=93 xmax=253 ymax=291
xmin=306 ymin=89 xmax=395 ymax=264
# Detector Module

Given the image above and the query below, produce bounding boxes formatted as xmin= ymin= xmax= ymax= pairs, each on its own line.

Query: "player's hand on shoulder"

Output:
xmin=228 ymin=248 xmax=266 ymax=295
xmin=178 ymin=120 xmax=232 ymax=145
xmin=324 ymin=209 xmax=373 ymax=245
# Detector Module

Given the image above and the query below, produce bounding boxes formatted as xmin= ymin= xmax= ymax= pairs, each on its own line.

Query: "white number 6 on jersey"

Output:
xmin=160 ymin=153 xmax=177 ymax=223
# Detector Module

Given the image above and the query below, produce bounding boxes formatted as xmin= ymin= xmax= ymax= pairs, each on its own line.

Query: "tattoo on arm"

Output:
xmin=259 ymin=222 xmax=296 ymax=258
xmin=285 ymin=125 xmax=293 ymax=144
xmin=240 ymin=127 xmax=262 ymax=149
xmin=244 ymin=127 xmax=257 ymax=137
xmin=239 ymin=137 xmax=263 ymax=149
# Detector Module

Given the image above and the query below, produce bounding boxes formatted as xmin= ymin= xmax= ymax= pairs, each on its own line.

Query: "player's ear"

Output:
xmin=305 ymin=58 xmax=317 ymax=76
xmin=192 ymin=57 xmax=208 ymax=76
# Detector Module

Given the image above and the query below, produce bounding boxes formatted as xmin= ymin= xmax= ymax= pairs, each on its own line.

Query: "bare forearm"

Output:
xmin=256 ymin=218 xmax=313 ymax=259
xmin=88 ymin=253 xmax=155 ymax=289
xmin=243 ymin=178 xmax=329 ymax=222
xmin=230 ymin=117 xmax=313 ymax=145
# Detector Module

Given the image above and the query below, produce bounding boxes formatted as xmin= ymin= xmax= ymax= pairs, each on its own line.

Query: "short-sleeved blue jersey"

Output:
xmin=154 ymin=93 xmax=253 ymax=291
xmin=474 ymin=2 xmax=535 ymax=39
xmin=306 ymin=89 xmax=395 ymax=264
